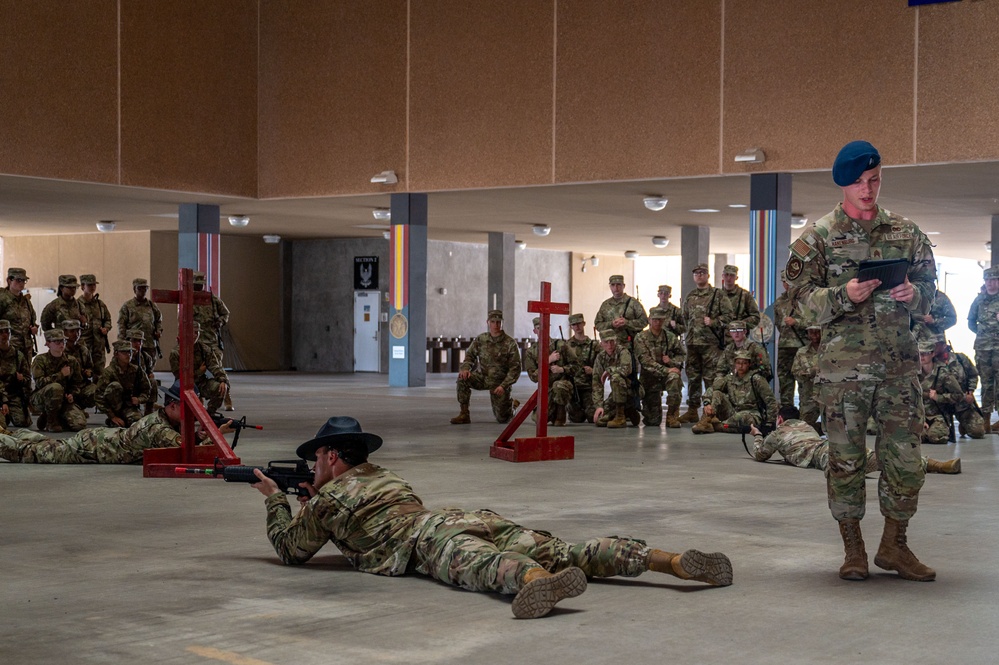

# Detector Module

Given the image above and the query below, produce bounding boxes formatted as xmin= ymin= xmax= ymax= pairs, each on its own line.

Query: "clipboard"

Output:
xmin=857 ymin=258 xmax=909 ymax=290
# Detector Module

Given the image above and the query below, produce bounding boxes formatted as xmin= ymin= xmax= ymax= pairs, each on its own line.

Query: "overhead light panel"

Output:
xmin=533 ymin=224 xmax=551 ymax=236
xmin=790 ymin=214 xmax=808 ymax=229
xmin=734 ymin=148 xmax=766 ymax=164
xmin=728 ymin=204 xmax=748 ymax=209
xmin=96 ymin=221 xmax=115 ymax=233
xmin=624 ymin=250 xmax=639 ymax=260
xmin=372 ymin=208 xmax=391 ymax=221
xmin=370 ymin=170 xmax=398 ymax=184
xmin=228 ymin=215 xmax=249 ymax=227
xmin=262 ymin=234 xmax=281 ymax=244
xmin=651 ymin=236 xmax=670 ymax=248
xmin=643 ymin=196 xmax=668 ymax=212
xmin=689 ymin=208 xmax=720 ymax=213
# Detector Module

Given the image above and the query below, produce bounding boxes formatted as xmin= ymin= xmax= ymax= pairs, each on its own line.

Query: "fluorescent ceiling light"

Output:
xmin=689 ymin=208 xmax=720 ymax=213
xmin=372 ymin=208 xmax=391 ymax=221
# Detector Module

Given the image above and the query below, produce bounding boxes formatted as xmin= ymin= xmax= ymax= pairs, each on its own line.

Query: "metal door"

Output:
xmin=353 ymin=291 xmax=380 ymax=372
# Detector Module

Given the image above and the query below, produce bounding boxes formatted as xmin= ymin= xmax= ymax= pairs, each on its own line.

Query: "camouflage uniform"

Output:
xmin=0 ymin=409 xmax=179 ymax=464
xmin=715 ymin=339 xmax=773 ymax=383
xmin=919 ymin=363 xmax=962 ymax=445
xmin=681 ymin=283 xmax=733 ymax=409
xmin=634 ymin=324 xmax=685 ymax=426
xmin=968 ymin=280 xmax=999 ymax=420
xmin=40 ymin=277 xmax=86 ymax=331
xmin=118 ymin=292 xmax=163 ymax=359
xmin=30 ymin=347 xmax=88 ymax=431
xmin=773 ymin=287 xmax=807 ymax=405
xmin=170 ymin=339 xmax=229 ymax=413
xmin=263 ymin=463 xmax=652 ymax=596
xmin=0 ymin=343 xmax=32 ymax=427
xmin=63 ymin=335 xmax=97 ymax=409
xmin=456 ymin=328 xmax=521 ymax=423
xmin=752 ymin=419 xmax=834 ymax=469
xmin=192 ymin=281 xmax=231 ymax=364
xmin=127 ymin=329 xmax=159 ymax=410
xmin=910 ymin=289 xmax=956 ymax=344
xmin=722 ymin=286 xmax=761 ymax=330
xmin=792 ymin=342 xmax=822 ymax=429
xmin=593 ymin=295 xmax=648 ymax=346
xmin=77 ymin=279 xmax=113 ymax=369
xmin=944 ymin=351 xmax=986 ymax=438
xmin=786 ymin=202 xmax=936 ymax=522
xmin=561 ymin=333 xmax=598 ymax=423
xmin=710 ymin=370 xmax=778 ymax=429
xmin=96 ymin=356 xmax=152 ymax=426
xmin=592 ymin=343 xmax=634 ymax=414
xmin=524 ymin=336 xmax=573 ymax=418
xmin=656 ymin=285 xmax=686 ymax=338
xmin=0 ymin=286 xmax=38 ymax=357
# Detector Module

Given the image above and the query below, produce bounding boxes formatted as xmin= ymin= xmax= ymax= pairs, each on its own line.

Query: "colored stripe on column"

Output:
xmin=749 ymin=209 xmax=778 ymax=310
xmin=391 ymin=225 xmax=408 ymax=311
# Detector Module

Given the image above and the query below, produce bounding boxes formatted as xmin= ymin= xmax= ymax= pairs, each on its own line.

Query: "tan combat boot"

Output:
xmin=647 ymin=549 xmax=733 ymax=586
xmin=223 ymin=392 xmax=234 ymax=412
xmin=838 ymin=519 xmax=868 ymax=580
xmin=926 ymin=458 xmax=961 ymax=474
xmin=510 ymin=566 xmax=587 ymax=619
xmin=874 ymin=518 xmax=936 ymax=581
xmin=691 ymin=412 xmax=717 ymax=434
xmin=449 ymin=404 xmax=471 ymax=425
xmin=553 ymin=404 xmax=566 ymax=427
xmin=665 ymin=404 xmax=681 ymax=428
xmin=607 ymin=405 xmax=628 ymax=428
xmin=678 ymin=407 xmax=700 ymax=424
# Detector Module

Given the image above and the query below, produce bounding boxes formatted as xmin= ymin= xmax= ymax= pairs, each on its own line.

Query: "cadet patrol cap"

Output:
xmin=43 ymin=329 xmax=66 ymax=342
xmin=657 ymin=284 xmax=672 ymax=295
xmin=113 ymin=340 xmax=132 ymax=352
xmin=608 ymin=275 xmax=625 ymax=285
xmin=734 ymin=350 xmax=753 ymax=361
xmin=598 ymin=329 xmax=617 ymax=342
xmin=7 ymin=268 xmax=28 ymax=281
xmin=193 ymin=271 xmax=207 ymax=284
xmin=532 ymin=317 xmax=541 ymax=328
xmin=60 ymin=319 xmax=81 ymax=330
xmin=58 ymin=274 xmax=79 ymax=288
xmin=487 ymin=310 xmax=503 ymax=322
xmin=296 ymin=416 xmax=383 ymax=462
xmin=806 ymin=324 xmax=822 ymax=331
xmin=132 ymin=277 xmax=149 ymax=288
xmin=568 ymin=313 xmax=585 ymax=325
xmin=79 ymin=274 xmax=98 ymax=285
xmin=832 ymin=140 xmax=881 ymax=187
xmin=126 ymin=328 xmax=145 ymax=341
xmin=918 ymin=341 xmax=936 ymax=354
xmin=648 ymin=307 xmax=668 ymax=320
xmin=983 ymin=266 xmax=999 ymax=280
xmin=728 ymin=320 xmax=748 ymax=332
xmin=723 ymin=265 xmax=739 ymax=275
xmin=0 ymin=319 xmax=11 ymax=331
xmin=692 ymin=263 xmax=709 ymax=273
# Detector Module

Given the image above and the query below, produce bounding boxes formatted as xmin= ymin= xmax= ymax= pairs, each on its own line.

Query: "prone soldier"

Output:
xmin=680 ymin=263 xmax=733 ymax=423
xmin=77 ymin=274 xmax=112 ymax=368
xmin=634 ymin=307 xmax=685 ymax=428
xmin=96 ymin=340 xmax=153 ymax=427
xmin=0 ymin=319 xmax=32 ymax=427
xmin=30 ymin=328 xmax=88 ymax=433
xmin=450 ymin=310 xmax=521 ymax=424
xmin=0 ymin=267 xmax=39 ymax=358
xmin=40 ymin=274 xmax=86 ymax=331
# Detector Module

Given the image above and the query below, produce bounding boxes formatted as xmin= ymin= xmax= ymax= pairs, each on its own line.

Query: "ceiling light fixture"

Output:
xmin=96 ymin=221 xmax=115 ymax=233
xmin=728 ymin=204 xmax=748 ymax=209
xmin=734 ymin=147 xmax=766 ymax=164
xmin=228 ymin=215 xmax=249 ymax=227
xmin=533 ymin=224 xmax=551 ymax=237
xmin=372 ymin=208 xmax=391 ymax=221
xmin=790 ymin=214 xmax=808 ymax=229
xmin=370 ymin=170 xmax=398 ymax=184
xmin=689 ymin=208 xmax=720 ymax=213
xmin=262 ymin=234 xmax=281 ymax=244
xmin=986 ymin=241 xmax=992 ymax=252
xmin=590 ymin=256 xmax=599 ymax=267
xmin=651 ymin=236 xmax=670 ymax=248
xmin=516 ymin=240 xmax=527 ymax=250
xmin=382 ymin=231 xmax=391 ymax=240
xmin=624 ymin=250 xmax=639 ymax=260
xmin=643 ymin=196 xmax=668 ymax=211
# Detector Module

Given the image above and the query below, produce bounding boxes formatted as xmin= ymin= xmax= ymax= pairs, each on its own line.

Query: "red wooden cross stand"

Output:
xmin=142 ymin=267 xmax=240 ymax=477
xmin=490 ymin=281 xmax=574 ymax=462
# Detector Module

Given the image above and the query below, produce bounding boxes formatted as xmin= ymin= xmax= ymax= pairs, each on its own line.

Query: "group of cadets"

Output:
xmin=451 ymin=263 xmax=996 ymax=446
xmin=0 ymin=267 xmax=232 ymax=433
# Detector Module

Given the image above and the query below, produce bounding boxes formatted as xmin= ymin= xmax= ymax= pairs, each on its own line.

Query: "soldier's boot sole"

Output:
xmin=511 ymin=567 xmax=587 ymax=619
xmin=672 ymin=549 xmax=734 ymax=586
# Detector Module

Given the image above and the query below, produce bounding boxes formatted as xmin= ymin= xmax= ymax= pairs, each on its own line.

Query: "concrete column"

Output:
xmin=680 ymin=226 xmax=710 ymax=298
xmin=992 ymin=215 xmax=999 ymax=268
xmin=488 ymin=232 xmax=516 ymax=331
xmin=713 ymin=254 xmax=734 ymax=287
xmin=178 ymin=204 xmax=220 ymax=291
xmin=388 ymin=193 xmax=428 ymax=387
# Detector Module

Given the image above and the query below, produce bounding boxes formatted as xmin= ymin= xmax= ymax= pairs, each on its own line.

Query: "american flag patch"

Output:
xmin=791 ymin=237 xmax=815 ymax=260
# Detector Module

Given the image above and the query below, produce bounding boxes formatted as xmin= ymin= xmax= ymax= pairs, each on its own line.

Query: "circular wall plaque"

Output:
xmin=390 ymin=313 xmax=409 ymax=339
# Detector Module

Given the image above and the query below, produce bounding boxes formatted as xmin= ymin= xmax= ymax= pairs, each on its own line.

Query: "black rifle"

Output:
xmin=154 ymin=338 xmax=163 ymax=360
xmin=719 ymin=422 xmax=776 ymax=457
xmin=707 ymin=289 xmax=726 ymax=349
xmin=558 ymin=326 xmax=581 ymax=406
xmin=209 ymin=412 xmax=263 ymax=449
xmin=932 ymin=366 xmax=957 ymax=444
xmin=177 ymin=459 xmax=313 ymax=496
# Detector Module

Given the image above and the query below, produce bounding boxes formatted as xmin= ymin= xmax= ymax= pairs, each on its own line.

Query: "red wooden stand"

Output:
xmin=489 ymin=281 xmax=575 ymax=463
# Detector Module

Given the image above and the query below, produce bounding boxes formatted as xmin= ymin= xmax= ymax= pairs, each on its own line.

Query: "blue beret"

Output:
xmin=832 ymin=140 xmax=881 ymax=186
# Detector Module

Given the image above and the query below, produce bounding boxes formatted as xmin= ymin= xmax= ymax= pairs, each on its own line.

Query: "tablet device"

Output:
xmin=857 ymin=258 xmax=909 ymax=290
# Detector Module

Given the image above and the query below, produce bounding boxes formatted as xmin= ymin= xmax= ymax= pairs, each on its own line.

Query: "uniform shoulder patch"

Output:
xmin=785 ymin=256 xmax=804 ymax=281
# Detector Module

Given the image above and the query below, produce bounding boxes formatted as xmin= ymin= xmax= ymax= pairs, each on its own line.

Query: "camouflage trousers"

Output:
xmin=84 ymin=335 xmax=108 ymax=370
xmin=97 ymin=381 xmax=144 ymax=425
xmin=797 ymin=377 xmax=820 ymax=428
xmin=976 ymin=349 xmax=999 ymax=414
xmin=710 ymin=392 xmax=763 ymax=429
xmin=196 ymin=377 xmax=226 ymax=413
xmin=76 ymin=383 xmax=97 ymax=409
xmin=411 ymin=509 xmax=650 ymax=595
xmin=776 ymin=347 xmax=800 ymax=405
xmin=820 ymin=377 xmax=925 ymax=523
xmin=0 ymin=428 xmax=95 ymax=463
xmin=457 ymin=373 xmax=515 ymax=423
xmin=3 ymin=393 xmax=32 ymax=428
xmin=639 ymin=371 xmax=682 ymax=426
xmin=684 ymin=345 xmax=718 ymax=408
xmin=922 ymin=414 xmax=950 ymax=445
xmin=599 ymin=374 xmax=633 ymax=408
xmin=30 ymin=384 xmax=88 ymax=431
xmin=566 ymin=386 xmax=595 ymax=423
xmin=954 ymin=404 xmax=986 ymax=439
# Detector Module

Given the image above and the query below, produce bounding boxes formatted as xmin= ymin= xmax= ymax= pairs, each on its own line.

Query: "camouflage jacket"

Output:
xmin=633 ymin=328 xmax=684 ymax=379
xmin=682 ymin=286 xmax=733 ymax=348
xmin=968 ymin=290 xmax=999 ymax=351
xmin=0 ymin=288 xmax=37 ymax=352
xmin=66 ymin=410 xmax=179 ymax=464
xmin=0 ymin=345 xmax=31 ymax=406
xmin=772 ymin=291 xmax=807 ymax=348
xmin=592 ymin=346 xmax=632 ymax=403
xmin=193 ymin=293 xmax=230 ymax=347
xmin=593 ymin=295 xmax=648 ymax=344
xmin=712 ymin=371 xmax=778 ymax=422
xmin=561 ymin=335 xmax=598 ymax=390
xmin=40 ymin=296 xmax=86 ymax=332
xmin=792 ymin=344 xmax=820 ymax=383
xmin=96 ymin=361 xmax=152 ymax=414
xmin=77 ymin=294 xmax=112 ymax=347
xmin=31 ymin=352 xmax=85 ymax=396
xmin=920 ymin=363 xmax=963 ymax=418
xmin=459 ymin=331 xmax=521 ymax=391
xmin=946 ymin=352 xmax=978 ymax=393
xmin=170 ymin=340 xmax=229 ymax=385
xmin=722 ymin=286 xmax=761 ymax=329
xmin=117 ymin=298 xmax=163 ymax=352
xmin=523 ymin=338 xmax=563 ymax=383
xmin=910 ymin=289 xmax=956 ymax=342
xmin=133 ymin=348 xmax=155 ymax=376
xmin=785 ymin=204 xmax=936 ymax=384
xmin=752 ymin=419 xmax=825 ymax=467
xmin=263 ymin=462 xmax=441 ymax=575
xmin=715 ymin=340 xmax=773 ymax=382
xmin=64 ymin=342 xmax=96 ymax=382
xmin=656 ymin=301 xmax=686 ymax=337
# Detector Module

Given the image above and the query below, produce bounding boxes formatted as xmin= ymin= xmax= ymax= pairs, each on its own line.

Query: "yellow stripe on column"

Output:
xmin=186 ymin=645 xmax=277 ymax=665
xmin=393 ymin=226 xmax=406 ymax=311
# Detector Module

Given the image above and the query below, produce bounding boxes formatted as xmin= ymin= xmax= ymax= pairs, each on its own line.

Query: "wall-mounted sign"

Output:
xmin=354 ymin=256 xmax=379 ymax=290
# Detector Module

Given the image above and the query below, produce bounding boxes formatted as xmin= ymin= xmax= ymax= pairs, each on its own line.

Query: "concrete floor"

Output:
xmin=3 ymin=372 xmax=997 ymax=665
